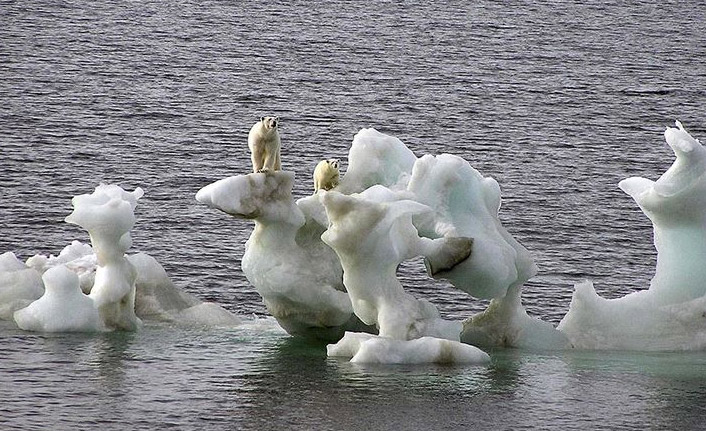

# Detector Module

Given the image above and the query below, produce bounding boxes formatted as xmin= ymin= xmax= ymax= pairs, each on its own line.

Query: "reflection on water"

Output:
xmin=1 ymin=321 xmax=706 ymax=429
xmin=230 ymin=336 xmax=706 ymax=430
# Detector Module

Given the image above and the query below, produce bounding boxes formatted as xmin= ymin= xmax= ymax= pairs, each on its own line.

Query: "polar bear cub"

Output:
xmin=248 ymin=116 xmax=281 ymax=173
xmin=314 ymin=159 xmax=340 ymax=192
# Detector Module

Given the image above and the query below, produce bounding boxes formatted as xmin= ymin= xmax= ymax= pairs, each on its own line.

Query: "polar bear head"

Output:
xmin=325 ymin=159 xmax=339 ymax=170
xmin=259 ymin=116 xmax=279 ymax=130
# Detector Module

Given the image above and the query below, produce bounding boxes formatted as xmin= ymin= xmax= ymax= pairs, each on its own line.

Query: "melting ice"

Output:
xmin=558 ymin=122 xmax=706 ymax=351
xmin=197 ymin=128 xmax=568 ymax=363
xmin=3 ymin=121 xmax=706 ymax=362
xmin=2 ymin=184 xmax=239 ymax=332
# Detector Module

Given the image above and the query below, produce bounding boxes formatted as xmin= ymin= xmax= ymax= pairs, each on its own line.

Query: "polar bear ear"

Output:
xmin=260 ymin=116 xmax=265 ymax=123
xmin=273 ymin=117 xmax=279 ymax=126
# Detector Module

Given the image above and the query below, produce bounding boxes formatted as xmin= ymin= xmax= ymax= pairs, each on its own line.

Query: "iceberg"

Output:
xmin=198 ymin=128 xmax=565 ymax=362
xmin=4 ymin=184 xmax=239 ymax=332
xmin=6 ymin=120 xmax=704 ymax=356
xmin=558 ymin=122 xmax=706 ymax=350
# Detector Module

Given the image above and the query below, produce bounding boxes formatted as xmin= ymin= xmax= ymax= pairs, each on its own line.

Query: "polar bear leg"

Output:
xmin=273 ymin=150 xmax=281 ymax=171
xmin=251 ymin=147 xmax=264 ymax=173
xmin=261 ymin=151 xmax=273 ymax=172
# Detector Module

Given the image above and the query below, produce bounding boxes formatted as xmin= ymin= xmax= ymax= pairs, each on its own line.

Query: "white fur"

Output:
xmin=314 ymin=159 xmax=340 ymax=192
xmin=248 ymin=116 xmax=281 ymax=173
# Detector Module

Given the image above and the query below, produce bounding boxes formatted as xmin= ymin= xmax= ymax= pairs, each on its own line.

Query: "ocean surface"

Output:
xmin=2 ymin=0 xmax=706 ymax=429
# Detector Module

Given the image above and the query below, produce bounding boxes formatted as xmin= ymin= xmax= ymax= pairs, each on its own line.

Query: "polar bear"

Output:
xmin=314 ymin=159 xmax=340 ymax=192
xmin=248 ymin=116 xmax=281 ymax=173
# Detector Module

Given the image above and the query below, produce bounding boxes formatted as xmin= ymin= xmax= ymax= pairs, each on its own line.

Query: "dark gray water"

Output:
xmin=2 ymin=1 xmax=706 ymax=429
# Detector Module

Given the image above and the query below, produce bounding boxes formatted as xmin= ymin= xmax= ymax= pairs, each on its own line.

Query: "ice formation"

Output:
xmin=26 ymin=241 xmax=96 ymax=293
xmin=558 ymin=122 xmax=706 ymax=350
xmin=320 ymin=191 xmax=468 ymax=341
xmin=6 ymin=120 xmax=704 ymax=356
xmin=198 ymin=128 xmax=565 ymax=362
xmin=19 ymin=242 xmax=241 ymax=329
xmin=128 ymin=252 xmax=240 ymax=326
xmin=14 ymin=265 xmax=104 ymax=332
xmin=2 ymin=184 xmax=239 ymax=332
xmin=196 ymin=172 xmax=366 ymax=340
xmin=0 ymin=252 xmax=44 ymax=320
xmin=64 ymin=184 xmax=144 ymax=330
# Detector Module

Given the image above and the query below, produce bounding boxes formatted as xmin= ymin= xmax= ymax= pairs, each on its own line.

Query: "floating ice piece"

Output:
xmin=198 ymin=127 xmax=557 ymax=349
xmin=328 ymin=332 xmax=490 ymax=364
xmin=5 ymin=183 xmax=238 ymax=331
xmin=328 ymin=130 xmax=553 ymax=348
xmin=619 ymin=121 xmax=706 ymax=305
xmin=14 ymin=265 xmax=104 ymax=332
xmin=0 ymin=252 xmax=44 ymax=320
xmin=65 ymin=184 xmax=143 ymax=330
xmin=21 ymin=243 xmax=239 ymax=327
xmin=197 ymin=171 xmax=364 ymax=339
xmin=559 ymin=122 xmax=706 ymax=350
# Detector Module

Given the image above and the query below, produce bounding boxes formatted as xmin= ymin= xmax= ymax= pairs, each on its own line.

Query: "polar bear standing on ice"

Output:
xmin=314 ymin=159 xmax=340 ymax=192
xmin=248 ymin=116 xmax=281 ymax=173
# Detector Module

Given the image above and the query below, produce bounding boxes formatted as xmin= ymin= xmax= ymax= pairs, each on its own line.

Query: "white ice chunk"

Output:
xmin=560 ymin=122 xmax=706 ymax=350
xmin=620 ymin=122 xmax=706 ymax=305
xmin=462 ymin=285 xmax=569 ymax=350
xmin=13 ymin=265 xmax=104 ymax=332
xmin=328 ymin=332 xmax=490 ymax=364
xmin=408 ymin=154 xmax=537 ymax=300
xmin=26 ymin=241 xmax=96 ymax=293
xmin=558 ymin=281 xmax=706 ymax=351
xmin=0 ymin=252 xmax=44 ymax=320
xmin=65 ymin=184 xmax=143 ymax=330
xmin=128 ymin=252 xmax=240 ymax=326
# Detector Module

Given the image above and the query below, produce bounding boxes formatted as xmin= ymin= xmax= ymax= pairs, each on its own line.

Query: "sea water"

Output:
xmin=2 ymin=0 xmax=706 ymax=429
